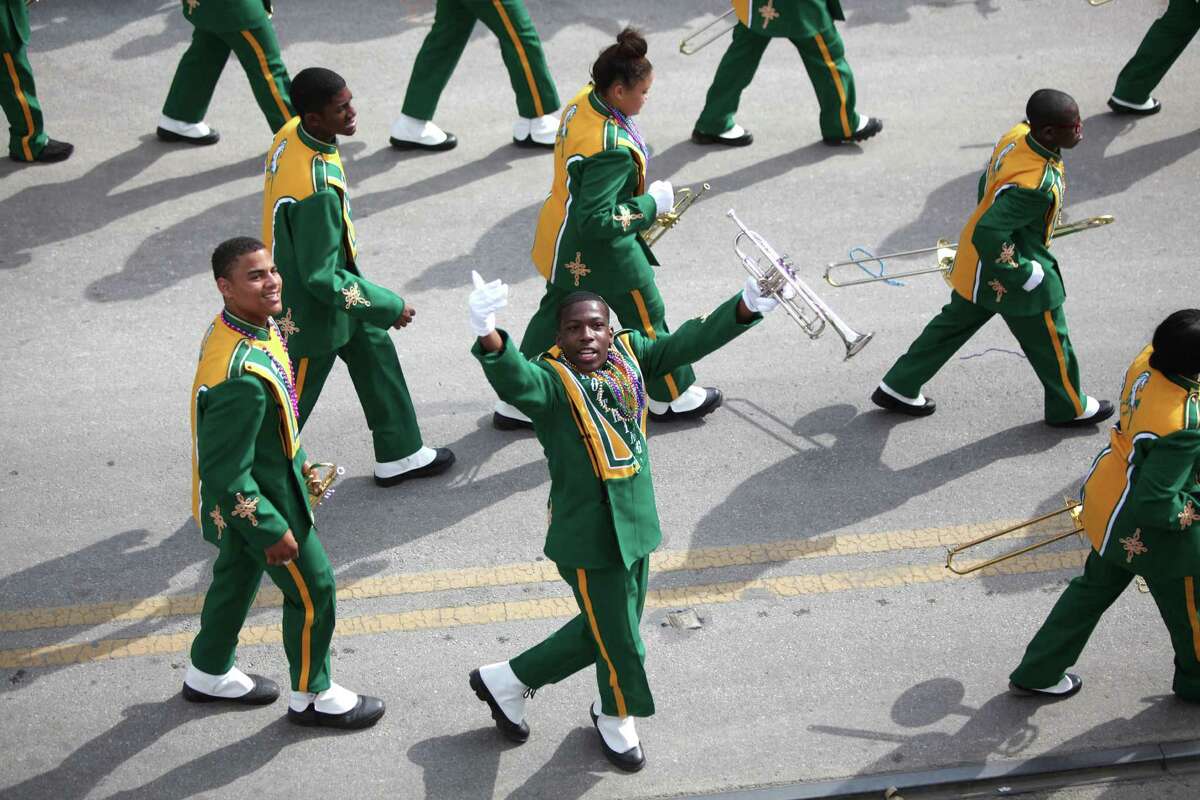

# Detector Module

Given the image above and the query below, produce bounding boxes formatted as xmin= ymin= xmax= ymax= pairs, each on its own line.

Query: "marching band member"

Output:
xmin=2 ymin=0 xmax=72 ymax=162
xmin=1107 ymin=0 xmax=1200 ymax=117
xmin=1009 ymin=310 xmax=1200 ymax=699
xmin=262 ymin=68 xmax=454 ymax=486
xmin=466 ymin=269 xmax=783 ymax=771
xmin=691 ymin=0 xmax=881 ymax=147
xmin=872 ymin=89 xmax=1113 ymax=427
xmin=389 ymin=0 xmax=560 ymax=151
xmin=157 ymin=0 xmax=294 ymax=145
xmin=187 ymin=236 xmax=384 ymax=729
xmin=494 ymin=28 xmax=721 ymax=430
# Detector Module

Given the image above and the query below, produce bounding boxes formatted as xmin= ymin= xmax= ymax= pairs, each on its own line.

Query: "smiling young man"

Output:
xmin=188 ymin=236 xmax=384 ymax=729
xmin=262 ymin=67 xmax=453 ymax=487
xmin=465 ymin=270 xmax=781 ymax=772
xmin=872 ymin=88 xmax=1113 ymax=428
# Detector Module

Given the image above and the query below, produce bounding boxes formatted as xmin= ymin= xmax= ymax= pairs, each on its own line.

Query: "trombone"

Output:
xmin=823 ymin=214 xmax=1115 ymax=288
xmin=727 ymin=209 xmax=874 ymax=360
xmin=945 ymin=500 xmax=1084 ymax=576
xmin=642 ymin=182 xmax=711 ymax=247
xmin=679 ymin=9 xmax=737 ymax=55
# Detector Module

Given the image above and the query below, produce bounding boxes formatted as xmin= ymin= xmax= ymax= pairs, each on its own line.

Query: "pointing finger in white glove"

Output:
xmin=468 ymin=269 xmax=509 ymax=336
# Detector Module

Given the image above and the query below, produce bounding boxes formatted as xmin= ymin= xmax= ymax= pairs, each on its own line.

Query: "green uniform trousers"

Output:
xmin=1011 ymin=550 xmax=1200 ymax=701
xmin=162 ymin=23 xmax=293 ymax=132
xmin=694 ymin=21 xmax=858 ymax=141
xmin=191 ymin=525 xmax=336 ymax=694
xmin=518 ymin=281 xmax=696 ymax=403
xmin=1 ymin=4 xmax=47 ymax=161
xmin=1112 ymin=0 xmax=1200 ymax=105
xmin=294 ymin=322 xmax=424 ymax=463
xmin=510 ymin=556 xmax=653 ymax=717
xmin=401 ymin=0 xmax=559 ymax=121
xmin=881 ymin=292 xmax=1086 ymax=424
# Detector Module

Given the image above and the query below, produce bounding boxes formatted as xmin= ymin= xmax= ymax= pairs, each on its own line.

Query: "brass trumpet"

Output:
xmin=727 ymin=210 xmax=874 ymax=360
xmin=642 ymin=183 xmax=711 ymax=247
xmin=306 ymin=462 xmax=344 ymax=508
xmin=823 ymin=215 xmax=1115 ymax=288
xmin=679 ymin=9 xmax=737 ymax=55
xmin=945 ymin=500 xmax=1084 ymax=576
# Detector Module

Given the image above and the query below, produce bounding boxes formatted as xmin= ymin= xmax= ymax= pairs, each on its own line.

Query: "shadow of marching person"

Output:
xmin=843 ymin=0 xmax=1000 ymax=29
xmin=502 ymin=727 xmax=613 ymax=799
xmin=407 ymin=728 xmax=507 ymax=800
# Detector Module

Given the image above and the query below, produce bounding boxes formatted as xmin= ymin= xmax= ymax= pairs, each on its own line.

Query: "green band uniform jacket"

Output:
xmin=732 ymin=0 xmax=844 ymax=38
xmin=179 ymin=0 xmax=271 ymax=33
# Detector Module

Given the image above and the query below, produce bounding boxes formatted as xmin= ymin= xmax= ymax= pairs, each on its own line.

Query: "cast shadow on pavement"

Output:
xmin=1 ymin=137 xmax=259 ymax=273
xmin=407 ymin=726 xmax=609 ymax=800
xmin=809 ymin=678 xmax=1200 ymax=789
xmin=844 ymin=0 xmax=1000 ymax=28
xmin=0 ymin=699 xmax=339 ymax=800
xmin=876 ymin=112 xmax=1200 ymax=254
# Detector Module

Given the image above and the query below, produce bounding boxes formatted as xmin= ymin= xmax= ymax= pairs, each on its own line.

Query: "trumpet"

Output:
xmin=727 ymin=210 xmax=874 ymax=360
xmin=641 ymin=183 xmax=710 ymax=247
xmin=679 ymin=9 xmax=737 ymax=55
xmin=824 ymin=214 xmax=1115 ymax=288
xmin=306 ymin=462 xmax=344 ymax=508
xmin=945 ymin=500 xmax=1084 ymax=576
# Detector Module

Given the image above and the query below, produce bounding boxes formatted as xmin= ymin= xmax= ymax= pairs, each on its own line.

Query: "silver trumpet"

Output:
xmin=727 ymin=210 xmax=874 ymax=360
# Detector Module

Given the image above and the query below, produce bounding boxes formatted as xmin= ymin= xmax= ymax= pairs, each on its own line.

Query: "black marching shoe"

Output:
xmin=469 ymin=669 xmax=530 ymax=743
xmin=389 ymin=133 xmax=458 ymax=152
xmin=870 ymin=386 xmax=936 ymax=417
xmin=1009 ymin=673 xmax=1083 ymax=700
xmin=1046 ymin=399 xmax=1115 ymax=429
xmin=156 ymin=127 xmax=220 ymax=146
xmin=648 ymin=387 xmax=723 ymax=422
xmin=691 ymin=127 xmax=754 ymax=147
xmin=11 ymin=138 xmax=74 ymax=163
xmin=590 ymin=706 xmax=645 ymax=773
xmin=823 ymin=116 xmax=883 ymax=146
xmin=287 ymin=694 xmax=386 ymax=729
xmin=492 ymin=411 xmax=534 ymax=431
xmin=1107 ymin=96 xmax=1161 ymax=116
xmin=374 ymin=447 xmax=456 ymax=487
xmin=182 ymin=674 xmax=280 ymax=706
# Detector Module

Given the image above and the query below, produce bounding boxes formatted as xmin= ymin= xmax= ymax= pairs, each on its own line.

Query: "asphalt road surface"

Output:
xmin=2 ymin=1 xmax=1198 ymax=799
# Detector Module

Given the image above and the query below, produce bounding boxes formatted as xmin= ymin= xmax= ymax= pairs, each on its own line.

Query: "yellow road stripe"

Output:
xmin=813 ymin=33 xmax=851 ymax=139
xmin=0 ymin=549 xmax=1088 ymax=670
xmin=3 ymin=52 xmax=35 ymax=162
xmin=240 ymin=30 xmax=291 ymax=124
xmin=577 ymin=568 xmax=628 ymax=717
xmin=284 ymin=561 xmax=315 ymax=692
xmin=1044 ymin=310 xmax=1084 ymax=417
xmin=1 ymin=520 xmax=1051 ymax=633
xmin=1186 ymin=577 xmax=1200 ymax=662
xmin=490 ymin=0 xmax=544 ymax=118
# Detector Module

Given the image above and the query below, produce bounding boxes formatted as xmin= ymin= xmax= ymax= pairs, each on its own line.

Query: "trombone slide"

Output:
xmin=679 ymin=9 xmax=737 ymax=55
xmin=944 ymin=501 xmax=1084 ymax=576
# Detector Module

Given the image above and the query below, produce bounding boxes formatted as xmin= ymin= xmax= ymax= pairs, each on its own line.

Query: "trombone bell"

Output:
xmin=944 ymin=501 xmax=1084 ymax=576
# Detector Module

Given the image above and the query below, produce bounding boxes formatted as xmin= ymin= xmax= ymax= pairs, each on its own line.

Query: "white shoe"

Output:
xmin=514 ymin=114 xmax=559 ymax=147
xmin=375 ymin=446 xmax=438 ymax=480
xmin=157 ymin=115 xmax=214 ymax=140
xmin=479 ymin=661 xmax=529 ymax=725
xmin=647 ymin=385 xmax=717 ymax=416
xmin=389 ymin=113 xmax=457 ymax=150
xmin=591 ymin=699 xmax=639 ymax=750
xmin=719 ymin=123 xmax=747 ymax=140
xmin=290 ymin=681 xmax=359 ymax=714
xmin=184 ymin=664 xmax=254 ymax=698
xmin=493 ymin=399 xmax=534 ymax=430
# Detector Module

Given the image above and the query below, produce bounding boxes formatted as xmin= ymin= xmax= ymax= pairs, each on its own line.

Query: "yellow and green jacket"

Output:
xmin=473 ymin=293 xmax=760 ymax=569
xmin=732 ymin=0 xmax=844 ymax=38
xmin=262 ymin=118 xmax=406 ymax=357
xmin=948 ymin=123 xmax=1067 ymax=316
xmin=1080 ymin=345 xmax=1200 ymax=578
xmin=532 ymin=83 xmax=660 ymax=298
xmin=191 ymin=310 xmax=313 ymax=551
xmin=179 ymin=0 xmax=271 ymax=33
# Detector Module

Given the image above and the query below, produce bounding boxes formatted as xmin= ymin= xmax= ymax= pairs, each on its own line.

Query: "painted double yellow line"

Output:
xmin=0 ymin=521 xmax=1086 ymax=670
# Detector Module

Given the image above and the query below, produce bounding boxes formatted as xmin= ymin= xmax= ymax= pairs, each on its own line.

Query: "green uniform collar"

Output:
xmin=1165 ymin=370 xmax=1200 ymax=394
xmin=586 ymin=84 xmax=612 ymax=118
xmin=298 ymin=123 xmax=338 ymax=155
xmin=1025 ymin=132 xmax=1060 ymax=162
xmin=222 ymin=309 xmax=271 ymax=341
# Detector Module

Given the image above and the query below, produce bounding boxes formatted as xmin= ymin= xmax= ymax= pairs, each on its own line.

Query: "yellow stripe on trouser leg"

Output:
xmin=1186 ymin=577 xmax=1200 ymax=662
xmin=3 ymin=53 xmax=35 ymax=162
xmin=813 ymin=34 xmax=851 ymax=139
xmin=1043 ymin=310 xmax=1084 ymax=417
xmin=577 ymin=568 xmax=628 ymax=718
xmin=630 ymin=289 xmax=679 ymax=399
xmin=294 ymin=357 xmax=309 ymax=399
xmin=240 ymin=30 xmax=291 ymax=123
xmin=285 ymin=561 xmax=315 ymax=692
xmin=490 ymin=0 xmax=544 ymax=117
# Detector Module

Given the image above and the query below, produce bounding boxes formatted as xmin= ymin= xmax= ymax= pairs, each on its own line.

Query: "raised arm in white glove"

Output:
xmin=468 ymin=270 xmax=509 ymax=337
xmin=647 ymin=180 xmax=674 ymax=216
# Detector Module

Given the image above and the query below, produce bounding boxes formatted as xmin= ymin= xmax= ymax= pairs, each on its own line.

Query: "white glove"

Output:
xmin=741 ymin=274 xmax=792 ymax=314
xmin=468 ymin=270 xmax=509 ymax=336
xmin=647 ymin=180 xmax=674 ymax=216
